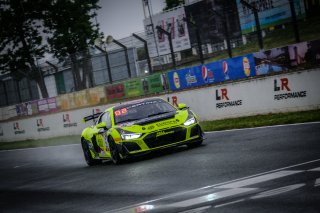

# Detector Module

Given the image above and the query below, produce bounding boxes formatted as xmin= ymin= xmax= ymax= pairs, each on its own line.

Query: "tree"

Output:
xmin=0 ymin=0 xmax=49 ymax=98
xmin=163 ymin=0 xmax=185 ymax=11
xmin=44 ymin=0 xmax=101 ymax=91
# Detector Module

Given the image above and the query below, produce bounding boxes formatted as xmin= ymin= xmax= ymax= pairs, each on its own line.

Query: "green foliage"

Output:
xmin=200 ymin=109 xmax=320 ymax=132
xmin=163 ymin=0 xmax=185 ymax=11
xmin=0 ymin=0 xmax=102 ymax=96
xmin=0 ymin=0 xmax=47 ymax=76
xmin=44 ymin=0 xmax=101 ymax=58
xmin=44 ymin=0 xmax=102 ymax=90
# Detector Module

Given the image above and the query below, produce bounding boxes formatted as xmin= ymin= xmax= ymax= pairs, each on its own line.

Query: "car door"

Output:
xmin=95 ymin=111 xmax=112 ymax=157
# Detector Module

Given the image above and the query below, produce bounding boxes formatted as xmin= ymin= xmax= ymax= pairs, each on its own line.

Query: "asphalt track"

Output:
xmin=0 ymin=122 xmax=320 ymax=213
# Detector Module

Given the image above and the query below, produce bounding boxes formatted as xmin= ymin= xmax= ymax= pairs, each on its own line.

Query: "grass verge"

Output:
xmin=0 ymin=135 xmax=79 ymax=151
xmin=0 ymin=109 xmax=319 ymax=151
xmin=200 ymin=109 xmax=320 ymax=132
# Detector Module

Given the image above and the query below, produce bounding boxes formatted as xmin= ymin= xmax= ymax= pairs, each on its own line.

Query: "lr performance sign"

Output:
xmin=215 ymin=88 xmax=243 ymax=109
xmin=274 ymin=78 xmax=307 ymax=100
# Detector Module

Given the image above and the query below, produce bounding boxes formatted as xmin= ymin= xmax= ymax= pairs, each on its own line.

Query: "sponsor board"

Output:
xmin=13 ymin=122 xmax=25 ymax=135
xmin=215 ymin=88 xmax=243 ymax=109
xmin=274 ymin=78 xmax=307 ymax=101
xmin=37 ymin=119 xmax=50 ymax=132
xmin=63 ymin=113 xmax=78 ymax=128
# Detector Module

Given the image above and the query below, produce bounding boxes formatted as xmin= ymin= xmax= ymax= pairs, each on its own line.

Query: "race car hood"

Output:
xmin=116 ymin=110 xmax=189 ymax=133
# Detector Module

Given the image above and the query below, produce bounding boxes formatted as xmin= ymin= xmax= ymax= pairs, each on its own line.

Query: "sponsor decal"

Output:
xmin=37 ymin=119 xmax=50 ymax=132
xmin=222 ymin=61 xmax=230 ymax=80
xmin=274 ymin=78 xmax=307 ymax=100
xmin=156 ymin=120 xmax=178 ymax=127
xmin=114 ymin=108 xmax=128 ymax=117
xmin=13 ymin=122 xmax=25 ymax=135
xmin=243 ymin=57 xmax=251 ymax=77
xmin=201 ymin=65 xmax=214 ymax=83
xmin=147 ymin=125 xmax=155 ymax=130
xmin=185 ymin=69 xmax=197 ymax=85
xmin=215 ymin=88 xmax=242 ymax=109
xmin=167 ymin=96 xmax=178 ymax=107
xmin=63 ymin=114 xmax=78 ymax=128
xmin=173 ymin=72 xmax=180 ymax=89
xmin=156 ymin=130 xmax=174 ymax=137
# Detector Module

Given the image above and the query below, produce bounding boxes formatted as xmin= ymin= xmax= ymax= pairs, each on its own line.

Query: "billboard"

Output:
xmin=288 ymin=39 xmax=320 ymax=69
xmin=254 ymin=47 xmax=290 ymax=75
xmin=144 ymin=7 xmax=191 ymax=57
xmin=237 ymin=0 xmax=305 ymax=34
xmin=106 ymin=73 xmax=168 ymax=101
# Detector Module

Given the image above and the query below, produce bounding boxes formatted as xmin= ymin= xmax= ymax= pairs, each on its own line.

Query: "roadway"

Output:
xmin=0 ymin=122 xmax=319 ymax=212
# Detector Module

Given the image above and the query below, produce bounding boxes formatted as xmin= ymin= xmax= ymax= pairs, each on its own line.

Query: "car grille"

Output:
xmin=190 ymin=124 xmax=201 ymax=137
xmin=143 ymin=127 xmax=187 ymax=149
xmin=122 ymin=142 xmax=141 ymax=152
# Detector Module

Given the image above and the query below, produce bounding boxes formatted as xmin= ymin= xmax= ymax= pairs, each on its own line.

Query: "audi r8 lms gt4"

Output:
xmin=81 ymin=98 xmax=204 ymax=165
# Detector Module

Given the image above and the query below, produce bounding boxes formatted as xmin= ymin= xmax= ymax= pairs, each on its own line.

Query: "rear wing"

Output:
xmin=82 ymin=112 xmax=102 ymax=123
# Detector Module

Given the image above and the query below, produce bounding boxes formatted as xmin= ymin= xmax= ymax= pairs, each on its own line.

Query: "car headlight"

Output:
xmin=121 ymin=133 xmax=142 ymax=140
xmin=118 ymin=129 xmax=142 ymax=140
xmin=184 ymin=114 xmax=196 ymax=126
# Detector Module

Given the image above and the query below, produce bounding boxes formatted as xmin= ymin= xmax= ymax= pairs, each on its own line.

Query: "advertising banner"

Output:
xmin=168 ymin=54 xmax=256 ymax=91
xmin=16 ymin=101 xmax=39 ymax=116
xmin=222 ymin=54 xmax=256 ymax=80
xmin=125 ymin=79 xmax=144 ymax=98
xmin=106 ymin=83 xmax=126 ymax=101
xmin=288 ymin=39 xmax=320 ymax=69
xmin=144 ymin=7 xmax=191 ymax=57
xmin=38 ymin=97 xmax=58 ymax=113
xmin=237 ymin=0 xmax=305 ymax=34
xmin=254 ymin=47 xmax=290 ymax=75
xmin=141 ymin=73 xmax=168 ymax=95
xmin=168 ymin=65 xmax=205 ymax=91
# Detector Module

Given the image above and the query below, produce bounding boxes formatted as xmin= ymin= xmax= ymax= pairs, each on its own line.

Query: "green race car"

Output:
xmin=81 ymin=98 xmax=204 ymax=165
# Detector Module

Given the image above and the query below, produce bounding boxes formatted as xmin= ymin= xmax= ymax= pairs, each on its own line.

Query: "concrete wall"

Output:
xmin=0 ymin=69 xmax=319 ymax=142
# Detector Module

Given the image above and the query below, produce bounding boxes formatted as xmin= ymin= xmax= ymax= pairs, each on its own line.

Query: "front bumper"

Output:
xmin=117 ymin=123 xmax=203 ymax=157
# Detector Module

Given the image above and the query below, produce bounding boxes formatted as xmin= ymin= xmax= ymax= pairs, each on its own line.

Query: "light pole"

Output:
xmin=156 ymin=26 xmax=176 ymax=70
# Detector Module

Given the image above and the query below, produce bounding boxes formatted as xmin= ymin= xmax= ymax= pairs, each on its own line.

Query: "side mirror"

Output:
xmin=96 ymin=121 xmax=107 ymax=129
xmin=178 ymin=103 xmax=188 ymax=110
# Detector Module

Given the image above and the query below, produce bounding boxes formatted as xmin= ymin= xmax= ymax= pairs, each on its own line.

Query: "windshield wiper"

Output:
xmin=147 ymin=111 xmax=174 ymax=117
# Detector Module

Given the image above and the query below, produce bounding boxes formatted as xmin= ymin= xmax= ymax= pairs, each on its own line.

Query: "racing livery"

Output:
xmin=81 ymin=98 xmax=204 ymax=165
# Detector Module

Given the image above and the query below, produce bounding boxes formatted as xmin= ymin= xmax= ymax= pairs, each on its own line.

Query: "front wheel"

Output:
xmin=108 ymin=137 xmax=122 ymax=165
xmin=81 ymin=139 xmax=101 ymax=166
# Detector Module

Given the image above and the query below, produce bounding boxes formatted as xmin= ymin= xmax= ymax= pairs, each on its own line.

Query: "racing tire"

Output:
xmin=81 ymin=139 xmax=101 ymax=166
xmin=187 ymin=140 xmax=203 ymax=148
xmin=108 ymin=137 xmax=122 ymax=165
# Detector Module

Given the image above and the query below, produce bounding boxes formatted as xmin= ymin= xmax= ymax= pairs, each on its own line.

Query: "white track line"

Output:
xmin=0 ymin=143 xmax=79 ymax=153
xmin=104 ymin=158 xmax=320 ymax=213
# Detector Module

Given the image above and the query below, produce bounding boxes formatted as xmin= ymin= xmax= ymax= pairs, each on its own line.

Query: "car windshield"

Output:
xmin=114 ymin=99 xmax=176 ymax=125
